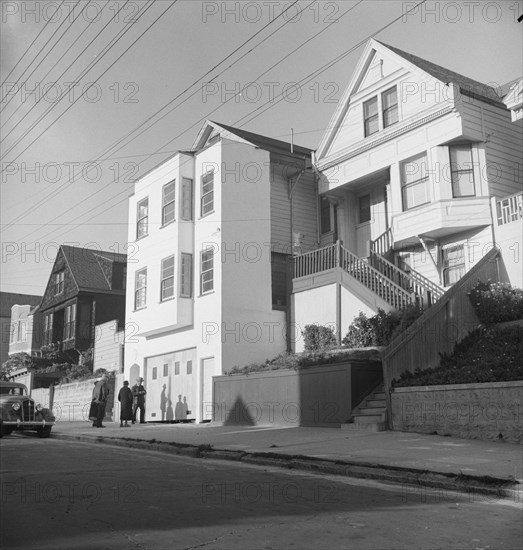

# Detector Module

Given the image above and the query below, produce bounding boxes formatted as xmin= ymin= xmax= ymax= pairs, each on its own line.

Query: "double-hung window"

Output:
xmin=180 ymin=253 xmax=193 ymax=298
xmin=54 ymin=271 xmax=64 ymax=295
xmin=181 ymin=178 xmax=194 ymax=221
xmin=200 ymin=248 xmax=214 ymax=294
xmin=442 ymin=244 xmax=465 ymax=286
xmin=450 ymin=145 xmax=475 ymax=197
xmin=136 ymin=198 xmax=149 ymax=239
xmin=64 ymin=303 xmax=76 ymax=340
xmin=401 ymin=153 xmax=430 ymax=210
xmin=363 ymin=85 xmax=398 ymax=136
xmin=201 ymin=171 xmax=214 ymax=216
xmin=320 ymin=196 xmax=332 ymax=234
xmin=358 ymin=194 xmax=371 ymax=224
xmin=363 ymin=97 xmax=379 ymax=137
xmin=162 ymin=181 xmax=176 ymax=226
xmin=160 ymin=256 xmax=175 ymax=301
xmin=135 ymin=268 xmax=147 ymax=309
xmin=382 ymin=87 xmax=398 ymax=128
xmin=44 ymin=313 xmax=53 ymax=345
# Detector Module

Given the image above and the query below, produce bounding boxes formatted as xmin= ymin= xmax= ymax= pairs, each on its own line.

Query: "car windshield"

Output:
xmin=0 ymin=386 xmax=27 ymax=396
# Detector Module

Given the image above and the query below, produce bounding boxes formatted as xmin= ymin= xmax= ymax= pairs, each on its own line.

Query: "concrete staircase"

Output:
xmin=341 ymin=384 xmax=388 ymax=432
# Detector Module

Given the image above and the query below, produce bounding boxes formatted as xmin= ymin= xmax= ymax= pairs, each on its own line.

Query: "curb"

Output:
xmin=52 ymin=432 xmax=520 ymax=501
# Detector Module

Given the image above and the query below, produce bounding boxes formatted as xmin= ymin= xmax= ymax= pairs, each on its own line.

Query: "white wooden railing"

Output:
xmin=294 ymin=242 xmax=415 ymax=310
xmin=496 ymin=192 xmax=522 ymax=226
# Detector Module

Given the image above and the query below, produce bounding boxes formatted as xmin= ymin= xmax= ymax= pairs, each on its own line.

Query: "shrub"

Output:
xmin=343 ymin=312 xmax=376 ymax=347
xmin=302 ymin=324 xmax=337 ymax=351
xmin=393 ymin=326 xmax=523 ymax=387
xmin=469 ymin=280 xmax=523 ymax=324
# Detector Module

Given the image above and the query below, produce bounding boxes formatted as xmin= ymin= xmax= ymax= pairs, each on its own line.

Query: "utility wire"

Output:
xmin=2 ymin=0 xmax=302 ymax=232
xmin=0 ymin=0 xmax=82 ymax=110
xmin=1 ymin=0 xmax=148 ymax=158
xmin=0 ymin=0 xmax=66 ymax=87
xmin=1 ymin=0 xmax=111 ymax=133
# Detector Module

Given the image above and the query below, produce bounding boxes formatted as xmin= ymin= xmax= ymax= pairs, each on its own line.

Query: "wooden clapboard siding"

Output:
xmin=270 ymin=167 xmax=318 ymax=254
xmin=94 ymin=319 xmax=124 ymax=372
xmin=270 ymin=168 xmax=291 ymax=251
xmin=460 ymin=100 xmax=522 ymax=197
xmin=291 ymin=170 xmax=318 ymax=253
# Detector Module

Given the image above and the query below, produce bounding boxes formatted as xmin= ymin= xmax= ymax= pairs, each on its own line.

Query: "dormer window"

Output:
xmin=54 ymin=271 xmax=64 ymax=295
xmin=363 ymin=86 xmax=398 ymax=137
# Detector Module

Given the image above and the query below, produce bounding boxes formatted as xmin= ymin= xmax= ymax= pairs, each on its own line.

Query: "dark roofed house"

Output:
xmin=39 ymin=245 xmax=127 ymax=363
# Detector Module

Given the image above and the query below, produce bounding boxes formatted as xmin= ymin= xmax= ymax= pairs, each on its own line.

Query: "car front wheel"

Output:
xmin=37 ymin=426 xmax=52 ymax=438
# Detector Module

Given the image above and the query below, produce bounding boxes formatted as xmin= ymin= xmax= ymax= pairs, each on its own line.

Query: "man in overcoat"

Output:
xmin=131 ymin=377 xmax=146 ymax=424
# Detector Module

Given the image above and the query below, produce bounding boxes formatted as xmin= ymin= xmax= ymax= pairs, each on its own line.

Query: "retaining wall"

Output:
xmin=390 ymin=381 xmax=523 ymax=443
xmin=213 ymin=360 xmax=382 ymax=427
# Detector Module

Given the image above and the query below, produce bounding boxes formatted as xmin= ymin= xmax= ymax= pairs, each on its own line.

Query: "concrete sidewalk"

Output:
xmin=51 ymin=421 xmax=522 ymax=497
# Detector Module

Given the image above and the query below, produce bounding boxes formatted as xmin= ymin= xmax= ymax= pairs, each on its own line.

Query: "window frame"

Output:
xmin=134 ymin=268 xmax=147 ymax=310
xmin=363 ymin=96 xmax=379 ymax=137
xmin=64 ymin=303 xmax=76 ymax=340
xmin=160 ymin=255 xmax=175 ymax=302
xmin=200 ymin=248 xmax=214 ymax=295
xmin=54 ymin=271 xmax=64 ymax=295
xmin=162 ymin=180 xmax=176 ymax=226
xmin=180 ymin=253 xmax=193 ymax=298
xmin=401 ymin=152 xmax=431 ymax=211
xmin=320 ymin=196 xmax=332 ymax=234
xmin=358 ymin=194 xmax=371 ymax=224
xmin=181 ymin=177 xmax=194 ymax=221
xmin=136 ymin=197 xmax=149 ymax=239
xmin=382 ymin=86 xmax=398 ymax=129
xmin=442 ymin=244 xmax=466 ymax=286
xmin=201 ymin=171 xmax=214 ymax=217
xmin=449 ymin=144 xmax=476 ymax=198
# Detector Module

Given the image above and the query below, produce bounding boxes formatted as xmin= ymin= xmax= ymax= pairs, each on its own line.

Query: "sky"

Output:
xmin=1 ymin=0 xmax=522 ymax=296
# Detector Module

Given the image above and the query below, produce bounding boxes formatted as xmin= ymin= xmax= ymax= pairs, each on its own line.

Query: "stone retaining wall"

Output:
xmin=52 ymin=378 xmax=115 ymax=423
xmin=390 ymin=381 xmax=522 ymax=443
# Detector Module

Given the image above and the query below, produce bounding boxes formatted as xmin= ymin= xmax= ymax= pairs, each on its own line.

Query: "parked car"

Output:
xmin=0 ymin=381 xmax=55 ymax=438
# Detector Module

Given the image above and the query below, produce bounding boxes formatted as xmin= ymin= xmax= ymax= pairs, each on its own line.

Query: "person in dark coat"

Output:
xmin=118 ymin=381 xmax=133 ymax=427
xmin=92 ymin=375 xmax=110 ymax=428
xmin=131 ymin=377 xmax=147 ymax=424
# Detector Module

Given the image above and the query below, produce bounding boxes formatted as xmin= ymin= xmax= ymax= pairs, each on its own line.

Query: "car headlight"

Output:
xmin=11 ymin=402 xmax=21 ymax=411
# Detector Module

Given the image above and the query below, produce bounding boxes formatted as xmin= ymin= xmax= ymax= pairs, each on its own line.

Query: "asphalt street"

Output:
xmin=1 ymin=434 xmax=522 ymax=550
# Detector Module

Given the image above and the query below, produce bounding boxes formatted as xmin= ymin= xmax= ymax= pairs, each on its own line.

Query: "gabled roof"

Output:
xmin=193 ymin=120 xmax=312 ymax=157
xmin=376 ymin=41 xmax=503 ymax=107
xmin=60 ymin=245 xmax=126 ymax=292
xmin=0 ymin=292 xmax=42 ymax=317
xmin=316 ymin=39 xmax=509 ymax=160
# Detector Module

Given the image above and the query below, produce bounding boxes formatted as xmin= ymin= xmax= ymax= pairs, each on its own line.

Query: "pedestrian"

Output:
xmin=92 ymin=374 xmax=110 ymax=428
xmin=118 ymin=380 xmax=133 ymax=427
xmin=132 ymin=377 xmax=146 ymax=424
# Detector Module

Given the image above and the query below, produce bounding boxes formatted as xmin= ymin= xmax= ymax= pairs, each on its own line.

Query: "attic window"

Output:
xmin=382 ymin=87 xmax=398 ymax=128
xmin=54 ymin=271 xmax=64 ymax=295
xmin=363 ymin=97 xmax=379 ymax=137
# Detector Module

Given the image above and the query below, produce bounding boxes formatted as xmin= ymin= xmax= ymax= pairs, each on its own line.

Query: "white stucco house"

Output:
xmin=292 ymin=39 xmax=522 ymax=349
xmin=124 ymin=121 xmax=317 ymax=422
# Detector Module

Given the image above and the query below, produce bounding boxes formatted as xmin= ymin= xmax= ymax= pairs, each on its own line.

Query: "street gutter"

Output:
xmin=52 ymin=432 xmax=520 ymax=501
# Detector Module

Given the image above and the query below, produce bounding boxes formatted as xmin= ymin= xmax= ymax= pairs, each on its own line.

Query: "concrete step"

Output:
xmin=340 ymin=421 xmax=387 ymax=432
xmin=366 ymin=399 xmax=386 ymax=407
xmin=373 ymin=392 xmax=386 ymax=399
xmin=353 ymin=413 xmax=386 ymax=423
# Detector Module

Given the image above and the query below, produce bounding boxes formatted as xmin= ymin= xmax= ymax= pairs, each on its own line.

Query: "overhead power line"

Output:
xmin=0 ymin=0 xmax=66 ymax=87
xmin=0 ymin=0 xmax=82 ymax=110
